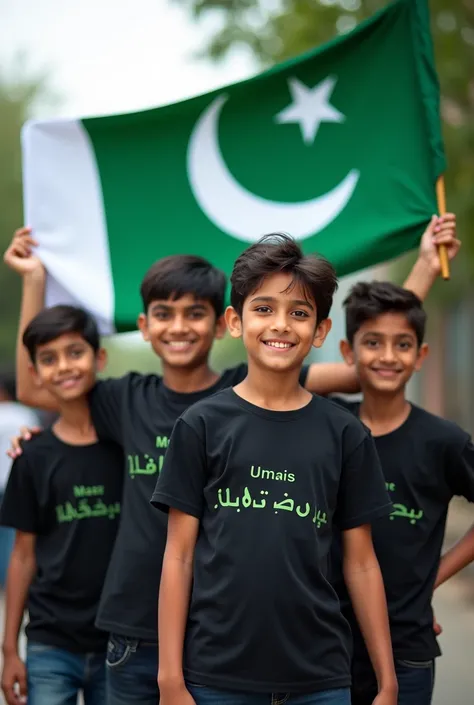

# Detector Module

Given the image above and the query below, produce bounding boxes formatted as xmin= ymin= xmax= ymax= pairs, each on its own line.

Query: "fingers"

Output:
xmin=8 ymin=436 xmax=23 ymax=459
xmin=18 ymin=669 xmax=28 ymax=700
xmin=2 ymin=680 xmax=18 ymax=705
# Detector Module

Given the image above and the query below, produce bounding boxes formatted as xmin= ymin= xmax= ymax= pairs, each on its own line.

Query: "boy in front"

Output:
xmin=333 ymin=281 xmax=474 ymax=705
xmin=0 ymin=306 xmax=123 ymax=705
xmin=152 ymin=234 xmax=398 ymax=705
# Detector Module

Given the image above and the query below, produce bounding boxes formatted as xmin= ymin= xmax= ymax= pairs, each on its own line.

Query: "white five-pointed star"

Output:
xmin=275 ymin=76 xmax=345 ymax=144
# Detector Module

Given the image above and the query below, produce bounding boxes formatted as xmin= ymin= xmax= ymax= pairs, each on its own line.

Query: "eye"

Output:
xmin=154 ymin=311 xmax=169 ymax=320
xmin=364 ymin=339 xmax=379 ymax=349
xmin=291 ymin=310 xmax=310 ymax=318
xmin=70 ymin=348 xmax=85 ymax=359
xmin=188 ymin=311 xmax=206 ymax=320
xmin=397 ymin=341 xmax=412 ymax=351
xmin=255 ymin=306 xmax=272 ymax=314
xmin=39 ymin=355 xmax=55 ymax=366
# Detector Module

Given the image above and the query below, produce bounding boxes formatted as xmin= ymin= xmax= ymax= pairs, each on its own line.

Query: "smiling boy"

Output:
xmin=152 ymin=234 xmax=397 ymax=705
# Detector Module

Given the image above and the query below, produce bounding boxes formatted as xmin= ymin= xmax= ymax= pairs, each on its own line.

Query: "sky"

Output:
xmin=1 ymin=0 xmax=256 ymax=118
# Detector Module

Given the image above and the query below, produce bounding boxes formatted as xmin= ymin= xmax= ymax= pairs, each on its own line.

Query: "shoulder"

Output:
xmin=180 ymin=388 xmax=237 ymax=429
xmin=307 ymin=395 xmax=371 ymax=453
xmin=218 ymin=363 xmax=247 ymax=388
xmin=409 ymin=405 xmax=470 ymax=450
xmin=92 ymin=371 xmax=163 ymax=401
xmin=328 ymin=395 xmax=360 ymax=417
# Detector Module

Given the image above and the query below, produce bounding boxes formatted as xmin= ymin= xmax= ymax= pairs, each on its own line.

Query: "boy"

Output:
xmin=333 ymin=281 xmax=474 ymax=705
xmin=0 ymin=306 xmax=123 ymax=705
xmin=4 ymin=214 xmax=459 ymax=704
xmin=151 ymin=234 xmax=398 ymax=705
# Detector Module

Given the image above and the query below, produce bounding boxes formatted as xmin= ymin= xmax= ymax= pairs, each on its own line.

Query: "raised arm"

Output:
xmin=343 ymin=525 xmax=397 ymax=705
xmin=1 ymin=531 xmax=36 ymax=705
xmin=3 ymin=227 xmax=59 ymax=411
xmin=158 ymin=508 xmax=199 ymax=705
xmin=403 ymin=213 xmax=460 ymax=301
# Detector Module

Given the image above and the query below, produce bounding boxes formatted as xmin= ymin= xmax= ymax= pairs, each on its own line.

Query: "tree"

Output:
xmin=176 ymin=0 xmax=474 ymax=286
xmin=0 ymin=64 xmax=52 ymax=363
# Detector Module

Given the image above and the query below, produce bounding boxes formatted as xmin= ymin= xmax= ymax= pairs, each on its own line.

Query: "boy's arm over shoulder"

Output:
xmin=151 ymin=415 xmax=207 ymax=519
xmin=303 ymin=362 xmax=359 ymax=396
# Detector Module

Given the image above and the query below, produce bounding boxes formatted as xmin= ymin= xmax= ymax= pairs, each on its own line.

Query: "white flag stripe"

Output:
xmin=22 ymin=118 xmax=116 ymax=335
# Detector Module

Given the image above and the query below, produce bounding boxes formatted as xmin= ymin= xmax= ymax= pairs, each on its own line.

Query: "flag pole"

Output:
xmin=435 ymin=175 xmax=450 ymax=280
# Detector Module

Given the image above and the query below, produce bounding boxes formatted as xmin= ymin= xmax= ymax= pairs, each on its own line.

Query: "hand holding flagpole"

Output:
xmin=436 ymin=176 xmax=450 ymax=280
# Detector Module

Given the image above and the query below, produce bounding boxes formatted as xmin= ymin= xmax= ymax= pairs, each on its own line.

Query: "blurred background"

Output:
xmin=0 ymin=1 xmax=473 ymax=703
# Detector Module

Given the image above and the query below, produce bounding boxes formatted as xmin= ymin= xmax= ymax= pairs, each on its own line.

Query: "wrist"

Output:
xmin=24 ymin=268 xmax=46 ymax=286
xmin=158 ymin=672 xmax=185 ymax=689
xmin=2 ymin=643 xmax=19 ymax=657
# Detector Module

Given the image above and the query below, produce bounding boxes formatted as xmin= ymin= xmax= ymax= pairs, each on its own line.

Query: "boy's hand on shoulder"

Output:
xmin=7 ymin=426 xmax=42 ymax=460
xmin=418 ymin=213 xmax=460 ymax=274
xmin=159 ymin=681 xmax=196 ymax=705
xmin=3 ymin=227 xmax=45 ymax=281
xmin=1 ymin=651 xmax=27 ymax=705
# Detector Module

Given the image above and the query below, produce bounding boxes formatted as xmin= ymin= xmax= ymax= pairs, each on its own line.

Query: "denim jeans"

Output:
xmin=106 ymin=633 xmax=158 ymax=705
xmin=26 ymin=641 xmax=106 ymax=705
xmin=0 ymin=492 xmax=14 ymax=587
xmin=186 ymin=684 xmax=351 ymax=705
xmin=351 ymin=658 xmax=435 ymax=705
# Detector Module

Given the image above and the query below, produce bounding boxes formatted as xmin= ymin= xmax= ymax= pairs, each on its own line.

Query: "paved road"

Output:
xmin=0 ymin=579 xmax=472 ymax=704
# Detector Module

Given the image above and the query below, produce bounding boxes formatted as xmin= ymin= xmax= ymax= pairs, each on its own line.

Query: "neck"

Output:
xmin=238 ymin=362 xmax=307 ymax=410
xmin=54 ymin=398 xmax=96 ymax=441
xmin=359 ymin=388 xmax=411 ymax=437
xmin=162 ymin=361 xmax=219 ymax=394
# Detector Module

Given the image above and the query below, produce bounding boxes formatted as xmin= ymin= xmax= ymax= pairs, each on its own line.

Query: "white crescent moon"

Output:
xmin=187 ymin=94 xmax=360 ymax=243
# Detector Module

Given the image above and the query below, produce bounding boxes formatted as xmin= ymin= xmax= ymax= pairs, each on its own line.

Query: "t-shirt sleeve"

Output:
xmin=299 ymin=365 xmax=309 ymax=387
xmin=447 ymin=436 xmax=474 ymax=502
xmin=88 ymin=376 xmax=128 ymax=443
xmin=150 ymin=418 xmax=207 ymax=519
xmin=333 ymin=428 xmax=392 ymax=530
xmin=0 ymin=454 xmax=42 ymax=533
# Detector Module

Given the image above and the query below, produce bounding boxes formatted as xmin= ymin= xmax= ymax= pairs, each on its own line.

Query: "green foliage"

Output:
xmin=0 ymin=64 xmax=51 ymax=363
xmin=176 ymin=0 xmax=474 ymax=292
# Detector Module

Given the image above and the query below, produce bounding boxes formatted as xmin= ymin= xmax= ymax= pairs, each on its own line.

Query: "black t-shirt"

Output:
xmin=91 ymin=364 xmax=304 ymax=640
xmin=0 ymin=430 xmax=123 ymax=653
xmin=331 ymin=398 xmax=474 ymax=667
xmin=151 ymin=389 xmax=391 ymax=693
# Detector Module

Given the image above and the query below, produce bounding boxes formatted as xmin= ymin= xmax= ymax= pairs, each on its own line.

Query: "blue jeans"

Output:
xmin=0 ymin=492 xmax=14 ymax=587
xmin=26 ymin=642 xmax=106 ymax=705
xmin=186 ymin=684 xmax=351 ymax=705
xmin=351 ymin=658 xmax=435 ymax=705
xmin=106 ymin=633 xmax=158 ymax=705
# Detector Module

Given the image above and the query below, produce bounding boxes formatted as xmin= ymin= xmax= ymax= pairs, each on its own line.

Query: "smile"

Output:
xmin=164 ymin=341 xmax=197 ymax=349
xmin=263 ymin=341 xmax=295 ymax=349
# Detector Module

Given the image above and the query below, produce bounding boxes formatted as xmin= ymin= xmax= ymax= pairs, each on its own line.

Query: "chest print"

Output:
xmin=385 ymin=481 xmax=423 ymax=525
xmin=56 ymin=485 xmax=121 ymax=523
xmin=214 ymin=464 xmax=328 ymax=528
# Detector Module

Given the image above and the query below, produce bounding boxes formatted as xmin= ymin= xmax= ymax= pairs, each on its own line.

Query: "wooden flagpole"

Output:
xmin=435 ymin=175 xmax=450 ymax=280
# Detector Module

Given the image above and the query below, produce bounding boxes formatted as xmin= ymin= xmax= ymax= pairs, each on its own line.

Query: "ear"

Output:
xmin=214 ymin=314 xmax=227 ymax=341
xmin=137 ymin=313 xmax=149 ymax=342
xmin=29 ymin=362 xmax=43 ymax=388
xmin=414 ymin=343 xmax=429 ymax=371
xmin=95 ymin=347 xmax=108 ymax=373
xmin=312 ymin=318 xmax=332 ymax=350
xmin=339 ymin=339 xmax=355 ymax=366
xmin=225 ymin=306 xmax=243 ymax=339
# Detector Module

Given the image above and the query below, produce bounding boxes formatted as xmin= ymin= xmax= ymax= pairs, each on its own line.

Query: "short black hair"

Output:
xmin=140 ymin=255 xmax=226 ymax=318
xmin=343 ymin=281 xmax=426 ymax=346
xmin=230 ymin=233 xmax=338 ymax=323
xmin=23 ymin=305 xmax=101 ymax=364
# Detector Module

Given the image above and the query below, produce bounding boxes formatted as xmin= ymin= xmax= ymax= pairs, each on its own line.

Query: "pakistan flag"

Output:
xmin=23 ymin=0 xmax=444 ymax=334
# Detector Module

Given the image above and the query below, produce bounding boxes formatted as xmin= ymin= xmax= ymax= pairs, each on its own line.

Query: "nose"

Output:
xmin=57 ymin=354 xmax=71 ymax=372
xmin=168 ymin=314 xmax=188 ymax=334
xmin=270 ymin=310 xmax=290 ymax=333
xmin=379 ymin=344 xmax=397 ymax=363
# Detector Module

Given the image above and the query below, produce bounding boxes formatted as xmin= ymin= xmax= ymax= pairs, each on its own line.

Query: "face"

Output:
xmin=340 ymin=312 xmax=428 ymax=395
xmin=31 ymin=332 xmax=106 ymax=402
xmin=138 ymin=294 xmax=226 ymax=370
xmin=226 ymin=272 xmax=331 ymax=373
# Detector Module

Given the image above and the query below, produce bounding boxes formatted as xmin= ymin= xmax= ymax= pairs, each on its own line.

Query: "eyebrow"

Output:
xmin=362 ymin=331 xmax=415 ymax=339
xmin=151 ymin=302 xmax=208 ymax=311
xmin=250 ymin=296 xmax=314 ymax=310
